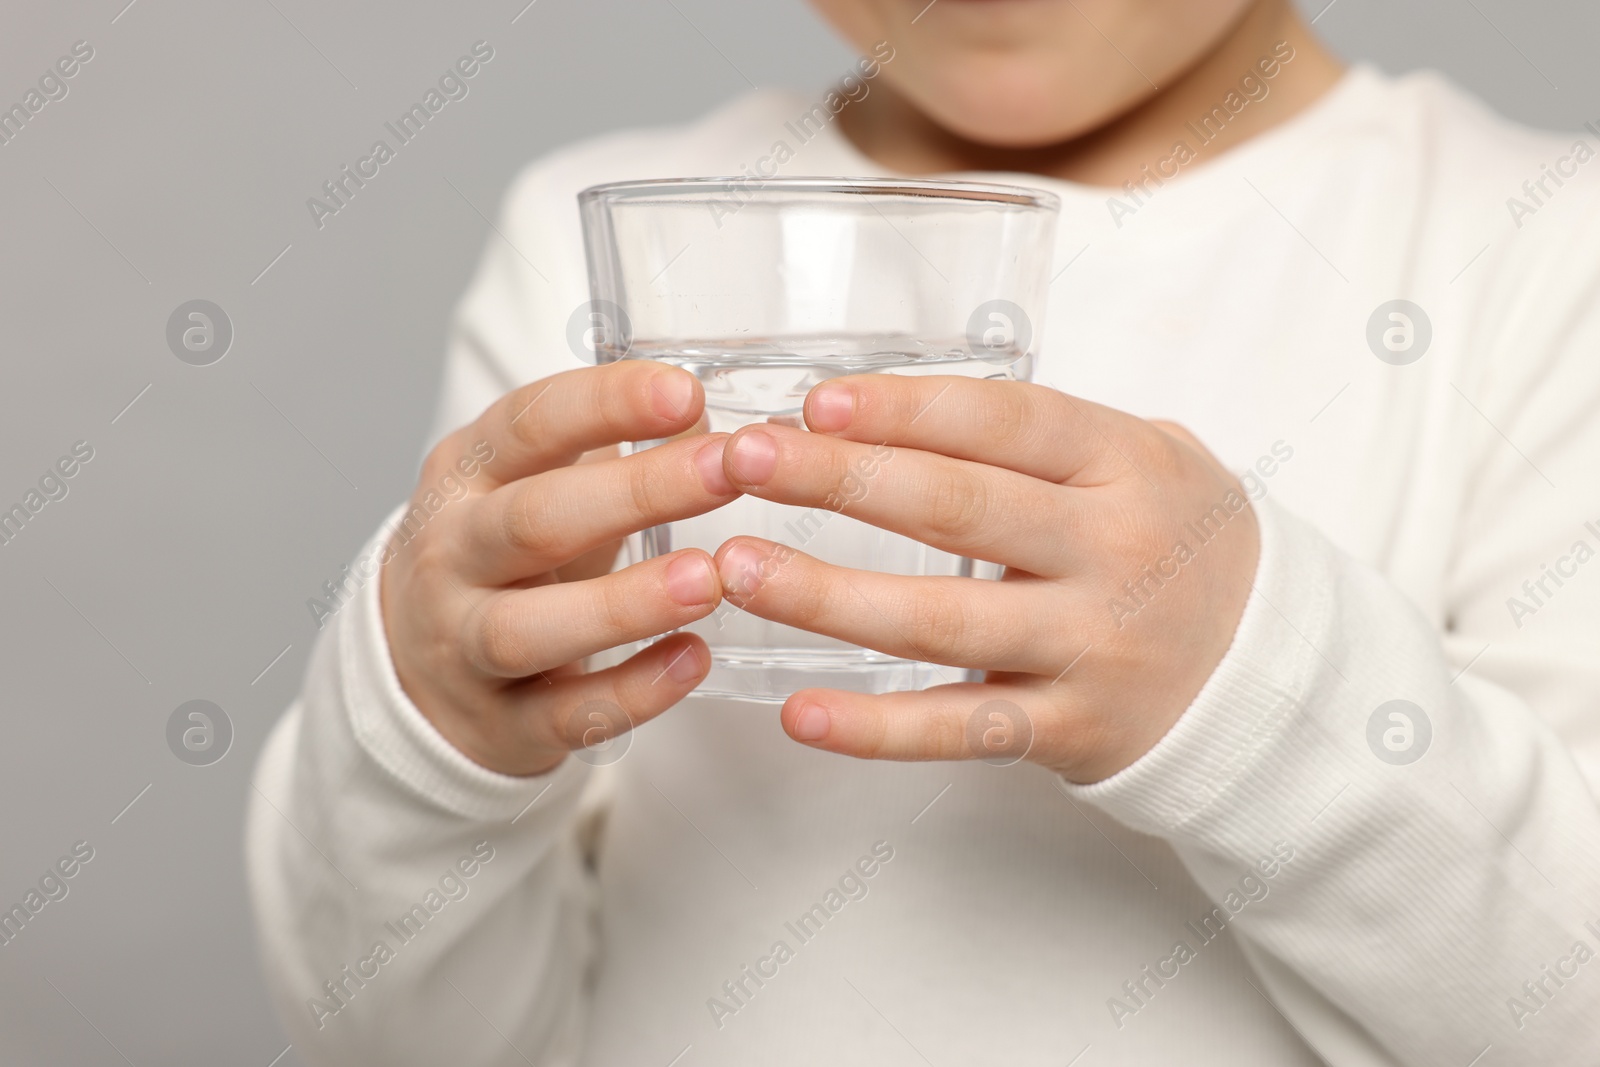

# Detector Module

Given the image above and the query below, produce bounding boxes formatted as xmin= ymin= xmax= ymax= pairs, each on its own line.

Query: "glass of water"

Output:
xmin=578 ymin=176 xmax=1060 ymax=702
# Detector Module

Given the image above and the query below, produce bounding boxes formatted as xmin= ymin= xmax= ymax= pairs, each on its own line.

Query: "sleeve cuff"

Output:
xmin=337 ymin=507 xmax=592 ymax=823
xmin=1057 ymin=495 xmax=1345 ymax=838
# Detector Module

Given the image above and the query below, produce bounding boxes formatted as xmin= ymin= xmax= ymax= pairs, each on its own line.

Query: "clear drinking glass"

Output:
xmin=578 ymin=176 xmax=1060 ymax=702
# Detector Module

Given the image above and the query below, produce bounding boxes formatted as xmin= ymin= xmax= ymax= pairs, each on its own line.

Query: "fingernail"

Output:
xmin=793 ymin=702 xmax=831 ymax=742
xmin=694 ymin=437 xmax=735 ymax=496
xmin=664 ymin=641 xmax=704 ymax=683
xmin=665 ymin=553 xmax=715 ymax=606
xmin=727 ymin=429 xmax=777 ymax=486
xmin=651 ymin=370 xmax=695 ymax=421
xmin=807 ymin=384 xmax=854 ymax=432
xmin=718 ymin=542 xmax=766 ymax=599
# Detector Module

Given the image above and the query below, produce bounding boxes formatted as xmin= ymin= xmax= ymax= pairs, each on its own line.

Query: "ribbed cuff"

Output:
xmin=339 ymin=507 xmax=591 ymax=823
xmin=1057 ymin=496 xmax=1340 ymax=838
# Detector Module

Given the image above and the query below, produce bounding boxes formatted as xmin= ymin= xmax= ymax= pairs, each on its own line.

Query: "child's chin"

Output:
xmin=922 ymin=62 xmax=1140 ymax=149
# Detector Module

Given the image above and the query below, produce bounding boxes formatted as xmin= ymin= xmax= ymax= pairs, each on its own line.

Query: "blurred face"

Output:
xmin=808 ymin=0 xmax=1262 ymax=148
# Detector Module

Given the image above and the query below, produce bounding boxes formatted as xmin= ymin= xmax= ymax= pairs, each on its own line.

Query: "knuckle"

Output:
xmin=855 ymin=710 xmax=893 ymax=761
xmin=885 ymin=378 xmax=934 ymax=427
xmin=503 ymin=382 xmax=552 ymax=447
xmin=601 ymin=362 xmax=661 ymax=431
xmin=499 ymin=491 xmax=565 ymax=561
xmin=910 ymin=588 xmax=967 ymax=654
xmin=622 ymin=462 xmax=672 ymax=524
xmin=474 ymin=597 xmax=528 ymax=674
xmin=1113 ymin=506 xmax=1168 ymax=565
xmin=1144 ymin=429 xmax=1191 ymax=478
xmin=1004 ymin=386 xmax=1060 ymax=455
xmin=1150 ymin=418 xmax=1200 ymax=451
xmin=404 ymin=526 xmax=455 ymax=579
xmin=922 ymin=709 xmax=968 ymax=759
xmin=613 ymin=654 xmax=674 ymax=716
xmin=587 ymin=574 xmax=638 ymax=645
xmin=923 ymin=466 xmax=990 ymax=541
xmin=776 ymin=564 xmax=826 ymax=626
xmin=419 ymin=438 xmax=455 ymax=484
xmin=991 ymin=385 xmax=1035 ymax=441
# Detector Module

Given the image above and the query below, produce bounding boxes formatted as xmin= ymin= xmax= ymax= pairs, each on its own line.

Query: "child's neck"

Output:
xmin=838 ymin=2 xmax=1344 ymax=189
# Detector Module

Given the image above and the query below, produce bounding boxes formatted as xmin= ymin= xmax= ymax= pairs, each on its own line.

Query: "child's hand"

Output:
xmin=713 ymin=375 xmax=1261 ymax=784
xmin=380 ymin=362 xmax=738 ymax=776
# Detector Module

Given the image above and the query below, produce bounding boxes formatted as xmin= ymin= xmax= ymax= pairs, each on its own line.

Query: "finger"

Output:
xmin=554 ymin=540 xmax=623 ymax=583
xmin=550 ymin=445 xmax=629 ymax=580
xmin=463 ymin=549 xmax=722 ymax=678
xmin=803 ymin=375 xmax=1147 ymax=485
xmin=463 ymin=434 xmax=738 ymax=583
xmin=713 ymin=537 xmax=1063 ymax=674
xmin=504 ymin=633 xmax=711 ymax=774
xmin=444 ymin=361 xmax=705 ymax=491
xmin=778 ymin=681 xmax=1053 ymax=765
xmin=721 ymin=424 xmax=1076 ymax=576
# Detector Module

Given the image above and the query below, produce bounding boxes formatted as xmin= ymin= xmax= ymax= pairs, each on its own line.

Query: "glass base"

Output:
xmin=694 ymin=645 xmax=973 ymax=704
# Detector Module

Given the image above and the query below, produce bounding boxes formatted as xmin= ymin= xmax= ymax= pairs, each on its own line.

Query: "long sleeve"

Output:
xmin=246 ymin=158 xmax=606 ymax=1067
xmin=1059 ymin=231 xmax=1600 ymax=1064
xmin=246 ymin=513 xmax=602 ymax=1066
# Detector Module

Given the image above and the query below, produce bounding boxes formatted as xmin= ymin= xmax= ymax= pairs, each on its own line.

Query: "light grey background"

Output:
xmin=0 ymin=1 xmax=1592 ymax=1062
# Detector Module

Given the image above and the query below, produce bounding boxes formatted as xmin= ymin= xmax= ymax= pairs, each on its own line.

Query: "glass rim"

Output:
xmin=578 ymin=175 xmax=1060 ymax=211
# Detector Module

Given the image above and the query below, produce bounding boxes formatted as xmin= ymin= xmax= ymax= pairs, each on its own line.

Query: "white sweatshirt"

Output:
xmin=248 ymin=66 xmax=1600 ymax=1066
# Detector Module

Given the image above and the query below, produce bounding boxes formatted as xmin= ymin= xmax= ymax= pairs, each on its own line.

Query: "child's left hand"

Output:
xmin=713 ymin=374 xmax=1261 ymax=784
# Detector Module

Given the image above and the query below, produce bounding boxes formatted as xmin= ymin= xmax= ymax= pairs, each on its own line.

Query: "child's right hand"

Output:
xmin=379 ymin=361 xmax=736 ymax=776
